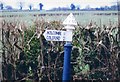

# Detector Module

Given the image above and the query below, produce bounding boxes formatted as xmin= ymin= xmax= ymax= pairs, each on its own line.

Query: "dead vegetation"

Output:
xmin=0 ymin=19 xmax=120 ymax=81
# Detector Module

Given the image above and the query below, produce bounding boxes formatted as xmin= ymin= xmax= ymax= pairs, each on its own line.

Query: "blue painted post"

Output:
xmin=62 ymin=42 xmax=72 ymax=81
xmin=62 ymin=13 xmax=77 ymax=81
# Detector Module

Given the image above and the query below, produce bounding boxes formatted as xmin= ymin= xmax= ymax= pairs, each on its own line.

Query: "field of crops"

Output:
xmin=0 ymin=10 xmax=118 ymax=26
xmin=0 ymin=10 xmax=120 ymax=81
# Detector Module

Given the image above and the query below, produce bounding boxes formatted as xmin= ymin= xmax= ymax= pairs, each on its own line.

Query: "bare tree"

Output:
xmin=0 ymin=2 xmax=4 ymax=10
xmin=39 ymin=3 xmax=43 ymax=11
xmin=19 ymin=2 xmax=23 ymax=10
xmin=29 ymin=4 xmax=33 ymax=10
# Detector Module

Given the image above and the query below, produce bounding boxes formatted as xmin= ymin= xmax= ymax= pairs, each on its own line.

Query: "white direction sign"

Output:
xmin=43 ymin=30 xmax=72 ymax=41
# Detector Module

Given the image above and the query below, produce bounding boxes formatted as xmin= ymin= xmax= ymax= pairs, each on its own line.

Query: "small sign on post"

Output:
xmin=43 ymin=30 xmax=72 ymax=41
xmin=63 ymin=13 xmax=77 ymax=26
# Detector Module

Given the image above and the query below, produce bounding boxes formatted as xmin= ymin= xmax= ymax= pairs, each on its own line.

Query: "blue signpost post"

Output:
xmin=62 ymin=42 xmax=72 ymax=80
xmin=43 ymin=13 xmax=77 ymax=81
xmin=62 ymin=13 xmax=77 ymax=81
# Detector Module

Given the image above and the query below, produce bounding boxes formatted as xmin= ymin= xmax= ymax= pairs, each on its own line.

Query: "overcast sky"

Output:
xmin=0 ymin=0 xmax=118 ymax=10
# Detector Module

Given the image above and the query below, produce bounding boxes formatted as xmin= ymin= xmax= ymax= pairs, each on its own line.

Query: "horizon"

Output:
xmin=0 ymin=0 xmax=118 ymax=10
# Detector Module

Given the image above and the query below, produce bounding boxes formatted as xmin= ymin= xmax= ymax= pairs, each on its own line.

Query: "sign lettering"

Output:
xmin=43 ymin=30 xmax=72 ymax=41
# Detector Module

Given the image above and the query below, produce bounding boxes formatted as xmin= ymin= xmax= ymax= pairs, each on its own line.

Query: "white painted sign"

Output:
xmin=43 ymin=30 xmax=72 ymax=41
xmin=63 ymin=13 xmax=77 ymax=26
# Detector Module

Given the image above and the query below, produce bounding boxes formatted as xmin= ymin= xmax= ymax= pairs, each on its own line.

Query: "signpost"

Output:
xmin=62 ymin=13 xmax=77 ymax=81
xmin=43 ymin=13 xmax=77 ymax=81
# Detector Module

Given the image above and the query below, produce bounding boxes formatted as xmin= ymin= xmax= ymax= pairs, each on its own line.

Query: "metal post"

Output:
xmin=62 ymin=42 xmax=72 ymax=81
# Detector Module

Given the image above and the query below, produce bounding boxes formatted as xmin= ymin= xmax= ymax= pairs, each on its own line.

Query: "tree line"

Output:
xmin=51 ymin=4 xmax=119 ymax=11
xmin=0 ymin=2 xmax=43 ymax=10
xmin=0 ymin=2 xmax=120 ymax=11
